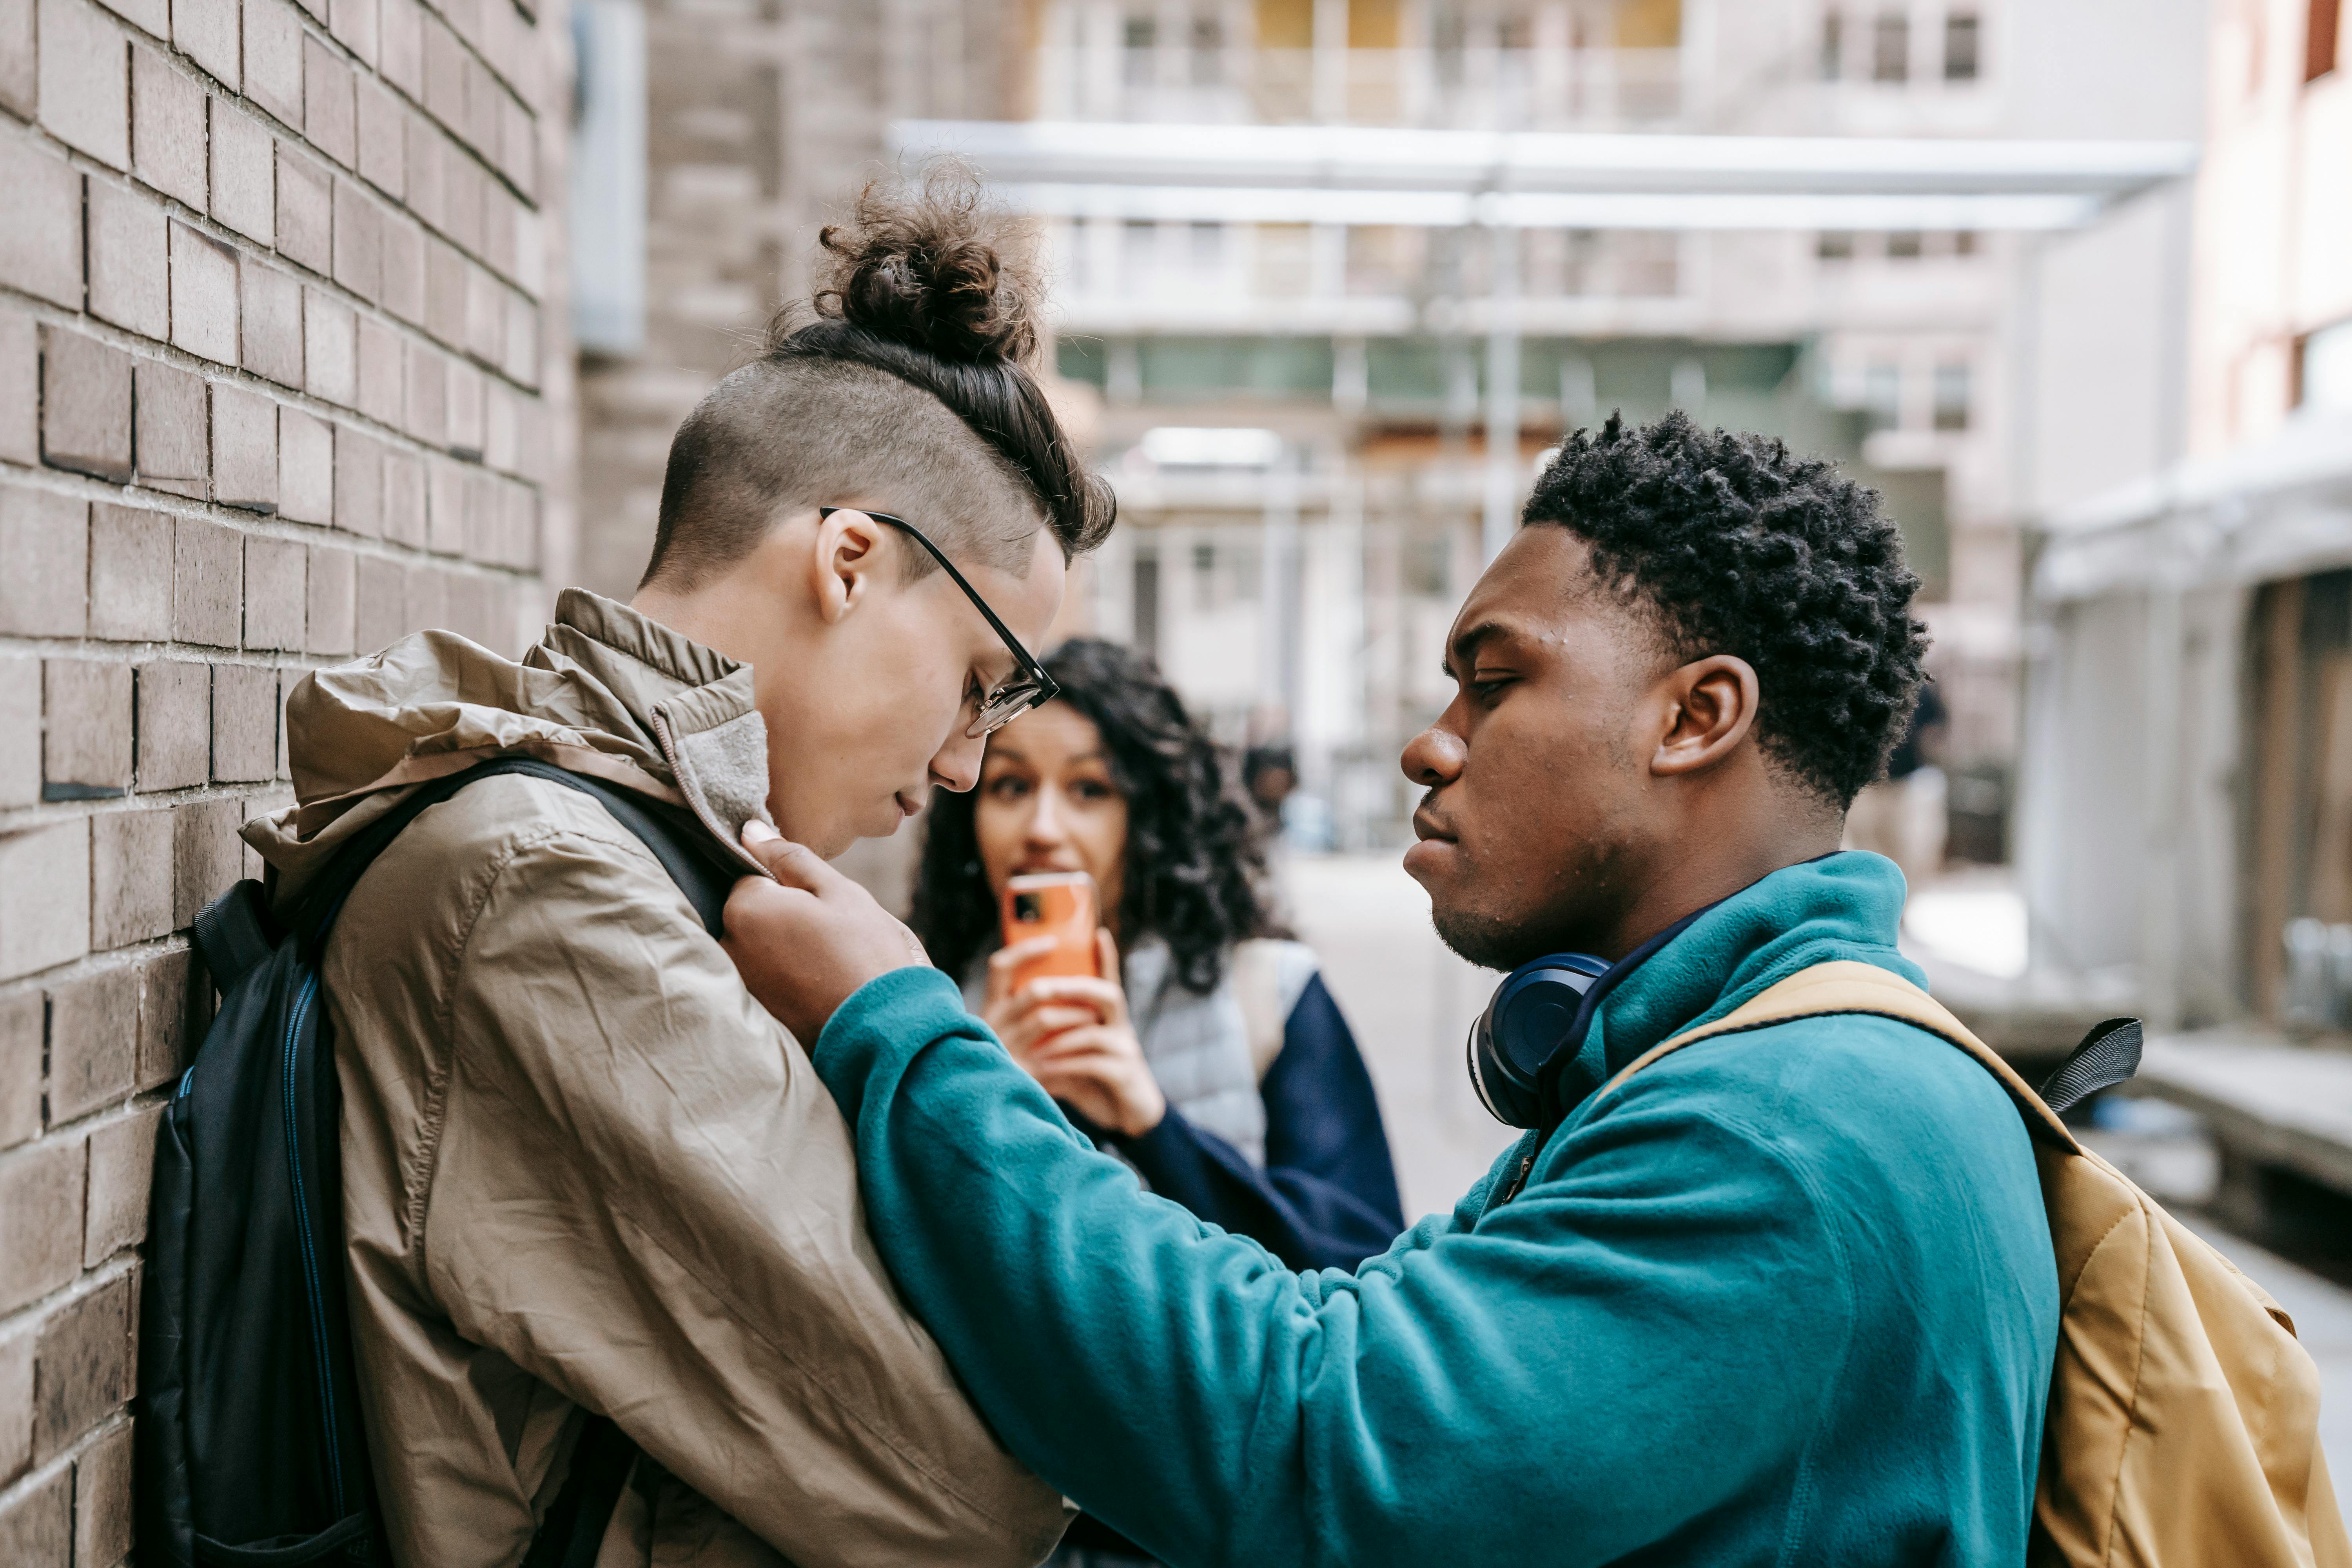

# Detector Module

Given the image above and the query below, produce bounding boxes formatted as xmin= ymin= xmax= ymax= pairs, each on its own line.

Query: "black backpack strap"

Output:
xmin=191 ymin=880 xmax=278 ymax=991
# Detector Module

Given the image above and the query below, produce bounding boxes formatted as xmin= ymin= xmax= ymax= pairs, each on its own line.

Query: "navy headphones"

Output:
xmin=1466 ymin=953 xmax=1611 ymax=1129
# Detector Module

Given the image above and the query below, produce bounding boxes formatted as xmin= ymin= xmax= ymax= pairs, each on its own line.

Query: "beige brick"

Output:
xmin=238 ymin=254 xmax=303 ymax=386
xmin=483 ymin=379 xmax=517 ymax=474
xmin=325 ymin=0 xmax=369 ymax=62
xmin=404 ymin=109 xmax=443 ymax=233
xmin=303 ymin=32 xmax=353 ymax=167
xmin=0 ymin=490 xmax=89 ymax=637
xmin=0 ymin=819 xmax=90 ymax=984
xmin=210 ymin=382 xmax=277 ymax=514
xmin=72 ymin=1415 xmax=134 ymax=1564
xmin=331 ymin=176 xmax=381 ymax=301
xmin=482 ymin=181 xmax=515 ymax=279
xmin=0 ymin=657 xmax=36 ymax=809
xmin=0 ymin=140 xmax=84 ymax=309
xmin=241 ymin=0 xmax=301 ymax=127
xmin=356 ymin=73 xmax=403 ymax=198
xmin=0 ymin=1138 xmax=85 ymax=1312
xmin=352 ymin=550 xmax=401 ymax=650
xmin=301 ymin=287 xmax=354 ymax=405
xmin=0 ymin=313 xmax=33 ymax=466
xmin=499 ymin=94 xmax=535 ymax=201
xmin=0 ymin=0 xmax=33 ymax=117
xmin=33 ymin=1273 xmax=132 ymax=1462
xmin=209 ymin=101 xmax=275 ymax=245
xmin=132 ymin=361 xmax=208 ymax=499
xmin=134 ymin=660 xmax=208 ymax=788
xmin=167 ymin=220 xmax=239 ymax=366
xmin=446 ymin=357 xmax=482 ymax=456
xmin=383 ymin=446 xmax=422 ymax=547
xmin=42 ymin=660 xmax=133 ymax=798
xmin=88 ymin=504 xmax=173 ymax=640
xmin=503 ymin=289 xmax=537 ymax=388
xmin=423 ymin=234 xmax=465 ymax=349
xmin=277 ymin=405 xmax=331 ymax=523
xmin=89 ymin=807 xmax=173 ymax=948
xmin=170 ymin=0 xmax=238 ymax=90
xmin=444 ymin=152 xmax=482 ymax=257
xmin=47 ymin=965 xmax=138 ymax=1122
xmin=211 ymin=663 xmax=276 ymax=779
xmin=242 ymin=532 xmax=305 ymax=646
xmin=463 ymin=258 xmax=500 ymax=362
xmin=171 ymin=516 xmax=240 ymax=645
xmin=0 ymin=990 xmax=40 ymax=1150
xmin=274 ymin=143 xmax=331 ymax=274
xmin=305 ymin=541 xmax=353 ymax=653
xmin=40 ymin=328 xmax=134 ymax=483
xmin=425 ymin=451 xmax=464 ymax=553
xmin=378 ymin=0 xmax=419 ymax=95
xmin=172 ymin=795 xmax=245 ymax=926
xmin=85 ymin=181 xmax=168 ymax=340
xmin=331 ymin=425 xmax=380 ymax=536
xmin=39 ymin=0 xmax=131 ymax=171
xmin=0 ymin=1466 xmax=73 ymax=1564
xmin=355 ymin=316 xmax=401 ymax=425
xmin=381 ymin=211 xmax=423 ymax=324
xmin=136 ymin=945 xmax=192 ymax=1089
xmin=131 ymin=44 xmax=208 ymax=210
xmin=461 ymin=56 xmax=496 ymax=167
xmin=444 ymin=568 xmax=490 ymax=647
xmin=400 ymin=559 xmax=444 ymax=633
xmin=421 ymin=11 xmax=463 ymax=132
xmin=277 ymin=664 xmax=291 ymax=778
xmin=403 ymin=340 xmax=445 ymax=446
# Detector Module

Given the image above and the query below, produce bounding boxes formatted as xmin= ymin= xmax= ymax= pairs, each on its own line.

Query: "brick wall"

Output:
xmin=0 ymin=0 xmax=569 ymax=1552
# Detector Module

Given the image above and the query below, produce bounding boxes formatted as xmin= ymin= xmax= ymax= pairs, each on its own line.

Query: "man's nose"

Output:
xmin=1400 ymin=722 xmax=1467 ymax=788
xmin=932 ymin=730 xmax=985 ymax=793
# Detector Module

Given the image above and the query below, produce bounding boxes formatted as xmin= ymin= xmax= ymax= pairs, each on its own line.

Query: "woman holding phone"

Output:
xmin=909 ymin=638 xmax=1403 ymax=1280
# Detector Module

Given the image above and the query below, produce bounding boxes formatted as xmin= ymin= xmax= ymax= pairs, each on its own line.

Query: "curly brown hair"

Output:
xmin=910 ymin=638 xmax=1279 ymax=994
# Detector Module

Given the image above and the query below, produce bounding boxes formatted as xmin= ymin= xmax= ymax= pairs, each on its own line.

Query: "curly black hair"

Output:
xmin=1523 ymin=412 xmax=1929 ymax=806
xmin=910 ymin=637 xmax=1276 ymax=994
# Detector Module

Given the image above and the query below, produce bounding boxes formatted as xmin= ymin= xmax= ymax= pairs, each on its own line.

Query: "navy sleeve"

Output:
xmin=1115 ymin=973 xmax=1405 ymax=1271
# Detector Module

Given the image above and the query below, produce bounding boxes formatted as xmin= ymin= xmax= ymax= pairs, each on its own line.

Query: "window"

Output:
xmin=1122 ymin=221 xmax=1157 ymax=295
xmin=1817 ymin=230 xmax=1856 ymax=260
xmin=1190 ymin=15 xmax=1223 ymax=85
xmin=2310 ymin=0 xmax=2342 ymax=81
xmin=1863 ymin=361 xmax=1903 ymax=430
xmin=1954 ymin=229 xmax=1979 ymax=256
xmin=1873 ymin=12 xmax=1910 ymax=81
xmin=1933 ymin=362 xmax=1971 ymax=430
xmin=1189 ymin=221 xmax=1225 ymax=269
xmin=1944 ymin=12 xmax=1980 ymax=79
xmin=1820 ymin=10 xmax=1845 ymax=79
xmin=2301 ymin=318 xmax=2352 ymax=410
xmin=1886 ymin=230 xmax=1924 ymax=259
xmin=1123 ymin=14 xmax=1156 ymax=86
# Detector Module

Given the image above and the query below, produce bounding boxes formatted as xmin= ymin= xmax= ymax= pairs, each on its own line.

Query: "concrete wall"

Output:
xmin=0 ymin=0 xmax=570 ymax=1551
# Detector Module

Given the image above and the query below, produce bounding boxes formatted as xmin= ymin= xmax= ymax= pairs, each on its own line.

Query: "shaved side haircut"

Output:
xmin=641 ymin=169 xmax=1114 ymax=591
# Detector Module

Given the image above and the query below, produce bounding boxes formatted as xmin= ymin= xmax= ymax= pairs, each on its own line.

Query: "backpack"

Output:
xmin=1592 ymin=960 xmax=2352 ymax=1568
xmin=136 ymin=756 xmax=743 ymax=1567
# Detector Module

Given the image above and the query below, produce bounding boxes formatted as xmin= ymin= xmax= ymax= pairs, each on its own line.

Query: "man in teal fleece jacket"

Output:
xmin=723 ymin=413 xmax=2062 ymax=1566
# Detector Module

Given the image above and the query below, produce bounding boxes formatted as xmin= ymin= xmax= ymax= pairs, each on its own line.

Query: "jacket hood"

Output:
xmin=1555 ymin=851 xmax=1924 ymax=1114
xmin=246 ymin=588 xmax=777 ymax=905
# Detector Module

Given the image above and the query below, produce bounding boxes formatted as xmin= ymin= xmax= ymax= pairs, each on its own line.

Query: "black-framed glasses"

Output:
xmin=818 ymin=507 xmax=1059 ymax=739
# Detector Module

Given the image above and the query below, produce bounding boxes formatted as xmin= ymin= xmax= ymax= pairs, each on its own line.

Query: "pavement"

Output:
xmin=1283 ymin=850 xmax=2352 ymax=1485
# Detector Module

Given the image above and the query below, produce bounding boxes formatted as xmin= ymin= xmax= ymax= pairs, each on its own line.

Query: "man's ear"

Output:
xmin=809 ymin=508 xmax=889 ymax=626
xmin=1650 ymin=654 xmax=1761 ymax=778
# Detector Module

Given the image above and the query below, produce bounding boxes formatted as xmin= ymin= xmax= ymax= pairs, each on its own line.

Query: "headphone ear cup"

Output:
xmin=1468 ymin=1000 xmax=1543 ymax=1129
xmin=1467 ymin=957 xmax=1609 ymax=1130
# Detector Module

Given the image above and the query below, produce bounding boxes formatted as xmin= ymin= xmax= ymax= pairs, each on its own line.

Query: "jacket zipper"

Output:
xmin=646 ymin=708 xmax=771 ymax=876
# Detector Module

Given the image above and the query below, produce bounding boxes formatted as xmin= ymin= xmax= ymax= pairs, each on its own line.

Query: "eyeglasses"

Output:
xmin=818 ymin=507 xmax=1060 ymax=739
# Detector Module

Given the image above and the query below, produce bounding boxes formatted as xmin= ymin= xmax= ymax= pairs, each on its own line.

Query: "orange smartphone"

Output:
xmin=1001 ymin=872 xmax=1101 ymax=991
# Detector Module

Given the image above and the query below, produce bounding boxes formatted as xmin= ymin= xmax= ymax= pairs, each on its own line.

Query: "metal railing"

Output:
xmin=1031 ymin=46 xmax=1686 ymax=131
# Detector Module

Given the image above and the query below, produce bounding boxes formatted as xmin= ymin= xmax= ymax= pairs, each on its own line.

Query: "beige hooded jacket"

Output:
xmin=243 ymin=589 xmax=1069 ymax=1568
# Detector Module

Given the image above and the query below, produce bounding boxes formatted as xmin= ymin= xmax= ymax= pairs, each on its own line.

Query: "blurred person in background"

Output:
xmin=910 ymin=638 xmax=1403 ymax=1280
xmin=1844 ymin=680 xmax=1948 ymax=888
xmin=909 ymin=637 xmax=1403 ymax=1568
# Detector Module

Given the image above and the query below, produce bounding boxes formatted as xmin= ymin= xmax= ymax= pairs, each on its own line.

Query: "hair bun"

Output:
xmin=815 ymin=164 xmax=1038 ymax=366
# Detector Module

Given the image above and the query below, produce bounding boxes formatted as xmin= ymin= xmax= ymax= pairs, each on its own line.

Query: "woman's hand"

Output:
xmin=983 ymin=929 xmax=1166 ymax=1138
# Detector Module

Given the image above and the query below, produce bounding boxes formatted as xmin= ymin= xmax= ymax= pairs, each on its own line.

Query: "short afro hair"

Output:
xmin=1523 ymin=412 xmax=1929 ymax=807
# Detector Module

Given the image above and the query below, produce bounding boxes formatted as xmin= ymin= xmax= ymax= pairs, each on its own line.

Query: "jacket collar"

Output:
xmin=1550 ymin=851 xmax=1924 ymax=1116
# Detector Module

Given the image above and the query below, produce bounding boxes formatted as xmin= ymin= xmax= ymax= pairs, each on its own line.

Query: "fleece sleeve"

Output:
xmin=813 ymin=966 xmax=1859 ymax=1568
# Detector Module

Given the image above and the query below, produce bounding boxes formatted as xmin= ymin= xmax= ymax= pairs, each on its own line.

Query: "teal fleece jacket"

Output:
xmin=812 ymin=853 xmax=2059 ymax=1566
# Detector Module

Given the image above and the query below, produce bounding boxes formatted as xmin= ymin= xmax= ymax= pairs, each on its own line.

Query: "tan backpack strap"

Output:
xmin=1228 ymin=940 xmax=1289 ymax=1082
xmin=1591 ymin=960 xmax=2080 ymax=1153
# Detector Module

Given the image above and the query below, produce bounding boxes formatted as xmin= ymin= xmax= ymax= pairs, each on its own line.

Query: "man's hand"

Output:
xmin=724 ymin=820 xmax=932 ymax=1043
